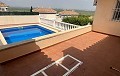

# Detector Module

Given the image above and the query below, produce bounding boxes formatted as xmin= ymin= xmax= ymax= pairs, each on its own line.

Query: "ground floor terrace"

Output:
xmin=0 ymin=32 xmax=120 ymax=76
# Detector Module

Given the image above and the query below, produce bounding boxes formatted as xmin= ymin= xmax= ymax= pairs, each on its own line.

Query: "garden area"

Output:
xmin=62 ymin=15 xmax=93 ymax=26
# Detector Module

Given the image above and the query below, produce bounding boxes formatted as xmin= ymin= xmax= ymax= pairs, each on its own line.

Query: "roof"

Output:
xmin=0 ymin=2 xmax=8 ymax=7
xmin=59 ymin=10 xmax=79 ymax=16
xmin=33 ymin=8 xmax=57 ymax=14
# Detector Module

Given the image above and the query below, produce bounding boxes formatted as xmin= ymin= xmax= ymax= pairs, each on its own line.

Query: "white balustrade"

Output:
xmin=40 ymin=18 xmax=79 ymax=31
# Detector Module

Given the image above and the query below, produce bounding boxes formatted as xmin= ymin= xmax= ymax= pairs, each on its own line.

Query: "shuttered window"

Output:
xmin=112 ymin=0 xmax=120 ymax=21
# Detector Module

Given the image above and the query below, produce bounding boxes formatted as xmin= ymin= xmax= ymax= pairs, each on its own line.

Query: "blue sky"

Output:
xmin=1 ymin=0 xmax=96 ymax=11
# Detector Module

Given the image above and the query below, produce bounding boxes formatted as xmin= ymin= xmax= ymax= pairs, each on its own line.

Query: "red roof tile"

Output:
xmin=33 ymin=8 xmax=57 ymax=14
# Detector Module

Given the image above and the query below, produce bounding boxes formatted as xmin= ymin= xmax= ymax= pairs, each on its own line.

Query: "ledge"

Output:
xmin=0 ymin=25 xmax=92 ymax=63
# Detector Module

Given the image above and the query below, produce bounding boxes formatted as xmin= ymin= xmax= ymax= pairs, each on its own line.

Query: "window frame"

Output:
xmin=112 ymin=0 xmax=120 ymax=22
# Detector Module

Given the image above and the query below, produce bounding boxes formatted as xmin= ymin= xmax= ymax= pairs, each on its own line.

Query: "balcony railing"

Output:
xmin=40 ymin=18 xmax=79 ymax=31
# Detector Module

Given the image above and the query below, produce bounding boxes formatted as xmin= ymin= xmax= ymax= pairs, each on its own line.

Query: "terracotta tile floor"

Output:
xmin=0 ymin=32 xmax=120 ymax=76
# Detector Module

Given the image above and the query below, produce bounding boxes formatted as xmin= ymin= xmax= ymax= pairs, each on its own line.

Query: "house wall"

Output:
xmin=93 ymin=0 xmax=120 ymax=36
xmin=39 ymin=14 xmax=57 ymax=20
xmin=0 ymin=15 xmax=40 ymax=25
xmin=0 ymin=7 xmax=8 ymax=12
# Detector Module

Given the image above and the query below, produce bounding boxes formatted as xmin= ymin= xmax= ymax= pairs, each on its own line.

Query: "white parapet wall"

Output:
xmin=0 ymin=25 xmax=92 ymax=63
xmin=0 ymin=15 xmax=40 ymax=26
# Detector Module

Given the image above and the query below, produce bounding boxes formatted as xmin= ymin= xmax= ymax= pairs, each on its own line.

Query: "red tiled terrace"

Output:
xmin=0 ymin=32 xmax=120 ymax=76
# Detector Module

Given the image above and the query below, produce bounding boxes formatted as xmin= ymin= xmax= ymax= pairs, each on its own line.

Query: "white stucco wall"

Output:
xmin=39 ymin=14 xmax=57 ymax=20
xmin=0 ymin=7 xmax=8 ymax=12
xmin=0 ymin=15 xmax=40 ymax=25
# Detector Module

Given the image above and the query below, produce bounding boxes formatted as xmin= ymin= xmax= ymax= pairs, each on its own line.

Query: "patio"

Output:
xmin=0 ymin=32 xmax=120 ymax=76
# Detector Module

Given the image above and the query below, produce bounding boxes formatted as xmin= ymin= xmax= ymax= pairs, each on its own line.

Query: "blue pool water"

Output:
xmin=0 ymin=25 xmax=54 ymax=44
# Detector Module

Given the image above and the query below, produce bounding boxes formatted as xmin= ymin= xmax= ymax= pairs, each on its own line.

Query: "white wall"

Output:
xmin=0 ymin=15 xmax=40 ymax=25
xmin=0 ymin=7 xmax=8 ymax=12
xmin=39 ymin=14 xmax=57 ymax=20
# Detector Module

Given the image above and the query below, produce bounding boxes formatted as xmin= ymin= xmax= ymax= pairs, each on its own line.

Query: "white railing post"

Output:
xmin=54 ymin=20 xmax=56 ymax=27
xmin=40 ymin=18 xmax=79 ymax=31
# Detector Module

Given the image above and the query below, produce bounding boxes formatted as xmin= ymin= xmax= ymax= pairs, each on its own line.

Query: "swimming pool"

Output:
xmin=0 ymin=25 xmax=54 ymax=44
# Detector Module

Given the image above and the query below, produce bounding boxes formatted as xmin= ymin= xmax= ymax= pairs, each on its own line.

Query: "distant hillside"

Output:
xmin=75 ymin=10 xmax=95 ymax=16
xmin=54 ymin=9 xmax=95 ymax=16
xmin=54 ymin=9 xmax=64 ymax=13
xmin=8 ymin=7 xmax=95 ymax=16
xmin=8 ymin=7 xmax=30 ymax=12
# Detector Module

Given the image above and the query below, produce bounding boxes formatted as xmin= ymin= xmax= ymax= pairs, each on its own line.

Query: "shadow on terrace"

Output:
xmin=0 ymin=32 xmax=120 ymax=76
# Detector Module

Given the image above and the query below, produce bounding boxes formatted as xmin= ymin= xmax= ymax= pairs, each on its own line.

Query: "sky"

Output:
xmin=0 ymin=0 xmax=96 ymax=11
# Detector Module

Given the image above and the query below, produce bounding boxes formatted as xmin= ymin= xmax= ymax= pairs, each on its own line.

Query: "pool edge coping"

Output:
xmin=0 ymin=25 xmax=92 ymax=51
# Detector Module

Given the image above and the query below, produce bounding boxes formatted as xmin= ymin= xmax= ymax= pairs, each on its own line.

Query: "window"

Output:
xmin=112 ymin=0 xmax=120 ymax=21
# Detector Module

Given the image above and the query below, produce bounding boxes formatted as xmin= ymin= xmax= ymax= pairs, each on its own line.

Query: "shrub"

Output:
xmin=62 ymin=15 xmax=93 ymax=26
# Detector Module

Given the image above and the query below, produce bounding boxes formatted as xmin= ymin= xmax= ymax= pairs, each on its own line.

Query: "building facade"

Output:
xmin=93 ymin=0 xmax=120 ymax=37
xmin=0 ymin=2 xmax=8 ymax=12
xmin=33 ymin=8 xmax=57 ymax=20
xmin=58 ymin=10 xmax=79 ymax=19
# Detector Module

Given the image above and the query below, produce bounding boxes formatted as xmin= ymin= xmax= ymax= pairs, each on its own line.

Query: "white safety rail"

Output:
xmin=31 ymin=54 xmax=83 ymax=76
xmin=40 ymin=18 xmax=79 ymax=31
xmin=40 ymin=18 xmax=55 ymax=26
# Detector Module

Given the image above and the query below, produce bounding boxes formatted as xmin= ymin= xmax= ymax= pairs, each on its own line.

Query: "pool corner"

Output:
xmin=0 ymin=31 xmax=7 ymax=45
